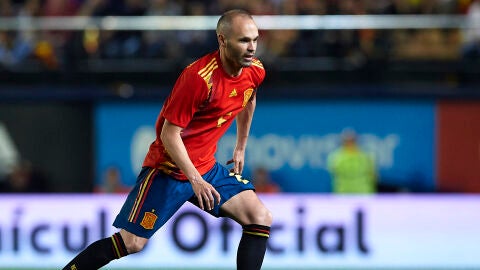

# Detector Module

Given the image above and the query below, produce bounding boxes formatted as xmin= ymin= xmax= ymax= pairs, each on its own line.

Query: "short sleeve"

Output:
xmin=252 ymin=58 xmax=266 ymax=87
xmin=162 ymin=68 xmax=209 ymax=128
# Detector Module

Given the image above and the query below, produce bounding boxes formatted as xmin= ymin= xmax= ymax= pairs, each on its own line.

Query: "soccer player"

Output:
xmin=62 ymin=9 xmax=272 ymax=270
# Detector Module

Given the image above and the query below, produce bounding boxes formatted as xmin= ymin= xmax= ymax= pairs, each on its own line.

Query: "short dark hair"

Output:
xmin=216 ymin=9 xmax=253 ymax=36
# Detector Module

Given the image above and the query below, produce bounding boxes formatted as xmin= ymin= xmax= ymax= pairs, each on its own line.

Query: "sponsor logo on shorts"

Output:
xmin=229 ymin=172 xmax=249 ymax=184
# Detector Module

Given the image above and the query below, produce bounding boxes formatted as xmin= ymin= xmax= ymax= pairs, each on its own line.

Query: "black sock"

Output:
xmin=62 ymin=232 xmax=128 ymax=270
xmin=237 ymin=224 xmax=270 ymax=270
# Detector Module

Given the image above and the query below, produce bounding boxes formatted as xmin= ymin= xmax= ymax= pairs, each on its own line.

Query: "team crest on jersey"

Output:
xmin=242 ymin=88 xmax=254 ymax=107
xmin=140 ymin=210 xmax=157 ymax=230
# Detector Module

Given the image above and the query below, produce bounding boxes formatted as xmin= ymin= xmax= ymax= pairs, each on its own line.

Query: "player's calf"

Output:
xmin=62 ymin=232 xmax=128 ymax=270
xmin=237 ymin=224 xmax=271 ymax=270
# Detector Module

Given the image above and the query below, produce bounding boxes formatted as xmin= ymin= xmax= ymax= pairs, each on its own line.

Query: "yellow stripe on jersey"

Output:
xmin=161 ymin=161 xmax=177 ymax=168
xmin=252 ymin=59 xmax=264 ymax=69
xmin=198 ymin=58 xmax=218 ymax=91
xmin=158 ymin=161 xmax=177 ymax=175
xmin=199 ymin=58 xmax=217 ymax=77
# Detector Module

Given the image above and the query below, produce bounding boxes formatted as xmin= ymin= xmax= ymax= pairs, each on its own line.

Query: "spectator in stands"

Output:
xmin=37 ymin=0 xmax=81 ymax=69
xmin=95 ymin=166 xmax=131 ymax=193
xmin=143 ymin=0 xmax=183 ymax=59
xmin=177 ymin=1 xmax=218 ymax=59
xmin=0 ymin=0 xmax=476 ymax=71
xmin=294 ymin=0 xmax=329 ymax=57
xmin=252 ymin=167 xmax=281 ymax=193
xmin=0 ymin=0 xmax=14 ymax=17
xmin=77 ymin=0 xmax=112 ymax=16
xmin=327 ymin=128 xmax=377 ymax=194
xmin=461 ymin=0 xmax=480 ymax=59
xmin=0 ymin=160 xmax=49 ymax=193
xmin=100 ymin=0 xmax=147 ymax=58
xmin=0 ymin=30 xmax=34 ymax=67
xmin=0 ymin=0 xmax=35 ymax=67
xmin=72 ymin=0 xmax=115 ymax=61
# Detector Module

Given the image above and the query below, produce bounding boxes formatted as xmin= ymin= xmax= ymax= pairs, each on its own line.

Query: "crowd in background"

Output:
xmin=1 ymin=0 xmax=479 ymax=194
xmin=0 ymin=0 xmax=479 ymax=71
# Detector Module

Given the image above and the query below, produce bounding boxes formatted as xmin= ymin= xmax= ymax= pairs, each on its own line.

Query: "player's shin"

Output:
xmin=62 ymin=232 xmax=129 ymax=270
xmin=236 ymin=224 xmax=270 ymax=270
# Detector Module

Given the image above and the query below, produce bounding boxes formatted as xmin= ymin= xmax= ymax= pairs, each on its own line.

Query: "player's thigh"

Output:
xmin=190 ymin=163 xmax=255 ymax=217
xmin=113 ymin=167 xmax=194 ymax=239
xmin=220 ymin=190 xmax=272 ymax=226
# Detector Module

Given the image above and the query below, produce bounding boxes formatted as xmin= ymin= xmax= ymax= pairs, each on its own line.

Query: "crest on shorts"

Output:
xmin=140 ymin=210 xmax=157 ymax=230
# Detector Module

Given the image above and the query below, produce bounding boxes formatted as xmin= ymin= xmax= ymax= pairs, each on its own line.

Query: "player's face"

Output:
xmin=224 ymin=17 xmax=259 ymax=70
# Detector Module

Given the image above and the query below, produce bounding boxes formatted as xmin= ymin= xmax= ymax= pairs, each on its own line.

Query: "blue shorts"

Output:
xmin=113 ymin=162 xmax=255 ymax=238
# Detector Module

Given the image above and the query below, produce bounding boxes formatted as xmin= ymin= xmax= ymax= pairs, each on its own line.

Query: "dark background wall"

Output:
xmin=0 ymin=102 xmax=93 ymax=192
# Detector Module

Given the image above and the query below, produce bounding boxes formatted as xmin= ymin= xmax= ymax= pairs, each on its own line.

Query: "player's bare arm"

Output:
xmin=160 ymin=120 xmax=221 ymax=210
xmin=227 ymin=95 xmax=256 ymax=175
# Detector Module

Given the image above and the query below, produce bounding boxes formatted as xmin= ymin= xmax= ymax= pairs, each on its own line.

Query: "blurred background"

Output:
xmin=1 ymin=0 xmax=480 ymax=269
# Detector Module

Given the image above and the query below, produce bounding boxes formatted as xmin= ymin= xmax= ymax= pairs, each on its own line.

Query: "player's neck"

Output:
xmin=219 ymin=49 xmax=243 ymax=77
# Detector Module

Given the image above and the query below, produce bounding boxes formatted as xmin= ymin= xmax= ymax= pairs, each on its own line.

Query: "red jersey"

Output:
xmin=143 ymin=51 xmax=266 ymax=180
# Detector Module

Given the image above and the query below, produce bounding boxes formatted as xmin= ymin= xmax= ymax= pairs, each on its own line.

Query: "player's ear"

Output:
xmin=218 ymin=34 xmax=227 ymax=47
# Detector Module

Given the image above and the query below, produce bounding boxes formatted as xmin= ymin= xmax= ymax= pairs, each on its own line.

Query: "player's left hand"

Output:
xmin=226 ymin=148 xmax=245 ymax=175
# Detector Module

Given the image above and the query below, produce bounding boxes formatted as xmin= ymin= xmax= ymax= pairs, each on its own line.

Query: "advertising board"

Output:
xmin=95 ymin=100 xmax=435 ymax=192
xmin=437 ymin=101 xmax=480 ymax=192
xmin=0 ymin=194 xmax=478 ymax=269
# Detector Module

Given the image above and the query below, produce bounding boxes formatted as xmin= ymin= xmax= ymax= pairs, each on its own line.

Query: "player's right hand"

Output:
xmin=189 ymin=176 xmax=221 ymax=211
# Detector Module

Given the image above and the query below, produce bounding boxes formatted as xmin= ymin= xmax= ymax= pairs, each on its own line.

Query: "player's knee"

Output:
xmin=253 ymin=206 xmax=273 ymax=226
xmin=124 ymin=238 xmax=147 ymax=254
xmin=119 ymin=231 xmax=148 ymax=254
xmin=262 ymin=208 xmax=273 ymax=226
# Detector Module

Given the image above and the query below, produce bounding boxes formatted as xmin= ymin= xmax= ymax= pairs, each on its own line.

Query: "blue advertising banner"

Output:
xmin=95 ymin=100 xmax=435 ymax=193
